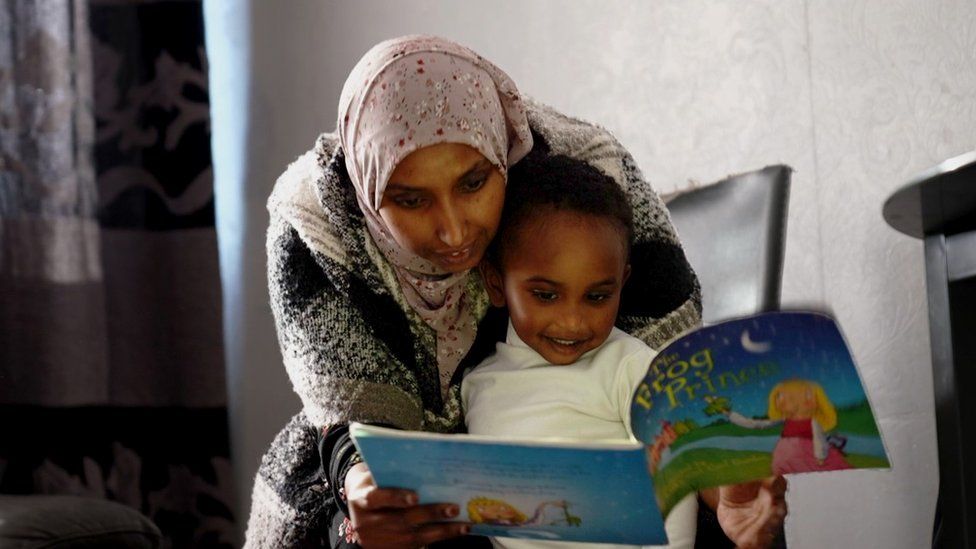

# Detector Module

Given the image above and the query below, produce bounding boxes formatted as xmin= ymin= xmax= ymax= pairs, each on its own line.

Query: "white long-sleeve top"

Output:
xmin=461 ymin=323 xmax=696 ymax=549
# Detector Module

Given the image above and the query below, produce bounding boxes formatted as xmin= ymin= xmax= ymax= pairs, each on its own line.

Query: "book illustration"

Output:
xmin=720 ymin=379 xmax=853 ymax=474
xmin=467 ymin=497 xmax=582 ymax=527
xmin=631 ymin=312 xmax=890 ymax=515
xmin=647 ymin=421 xmax=679 ymax=474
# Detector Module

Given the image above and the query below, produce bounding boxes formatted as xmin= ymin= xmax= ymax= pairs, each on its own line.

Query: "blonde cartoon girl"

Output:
xmin=718 ymin=379 xmax=852 ymax=475
xmin=467 ymin=497 xmax=580 ymax=528
xmin=468 ymin=498 xmax=528 ymax=526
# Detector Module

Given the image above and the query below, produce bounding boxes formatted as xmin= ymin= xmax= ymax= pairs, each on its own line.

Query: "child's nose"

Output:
xmin=556 ymin=307 xmax=586 ymax=332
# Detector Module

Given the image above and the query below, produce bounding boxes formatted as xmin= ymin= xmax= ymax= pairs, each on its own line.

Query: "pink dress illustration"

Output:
xmin=719 ymin=379 xmax=852 ymax=475
xmin=770 ymin=418 xmax=851 ymax=474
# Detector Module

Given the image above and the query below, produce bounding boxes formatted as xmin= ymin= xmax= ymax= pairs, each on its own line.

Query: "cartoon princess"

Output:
xmin=710 ymin=379 xmax=852 ymax=475
xmin=467 ymin=497 xmax=581 ymax=527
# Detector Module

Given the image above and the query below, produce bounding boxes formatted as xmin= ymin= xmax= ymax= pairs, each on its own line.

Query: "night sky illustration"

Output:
xmin=631 ymin=312 xmax=872 ymax=442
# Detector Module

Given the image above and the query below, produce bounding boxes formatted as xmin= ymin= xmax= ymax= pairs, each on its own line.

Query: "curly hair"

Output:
xmin=491 ymin=153 xmax=634 ymax=267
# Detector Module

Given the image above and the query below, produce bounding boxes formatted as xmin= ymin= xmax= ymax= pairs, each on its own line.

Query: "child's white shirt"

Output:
xmin=461 ymin=322 xmax=697 ymax=549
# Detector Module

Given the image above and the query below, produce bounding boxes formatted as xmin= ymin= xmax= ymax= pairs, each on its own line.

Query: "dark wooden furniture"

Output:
xmin=883 ymin=150 xmax=976 ymax=549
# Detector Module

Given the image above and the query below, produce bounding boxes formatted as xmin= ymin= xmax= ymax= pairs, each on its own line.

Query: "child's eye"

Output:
xmin=531 ymin=290 xmax=558 ymax=302
xmin=587 ymin=293 xmax=613 ymax=303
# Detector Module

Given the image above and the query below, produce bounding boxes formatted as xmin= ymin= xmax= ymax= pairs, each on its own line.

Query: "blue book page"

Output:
xmin=630 ymin=311 xmax=891 ymax=515
xmin=351 ymin=426 xmax=668 ymax=545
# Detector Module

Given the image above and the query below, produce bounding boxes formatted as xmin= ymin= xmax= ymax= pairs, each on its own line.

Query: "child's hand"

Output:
xmin=711 ymin=476 xmax=788 ymax=548
xmin=344 ymin=462 xmax=471 ymax=548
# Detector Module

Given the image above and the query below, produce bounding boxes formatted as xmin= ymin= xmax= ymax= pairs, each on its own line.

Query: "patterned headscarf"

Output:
xmin=338 ymin=35 xmax=533 ymax=394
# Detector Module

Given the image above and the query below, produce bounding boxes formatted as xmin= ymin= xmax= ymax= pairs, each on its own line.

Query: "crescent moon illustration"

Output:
xmin=741 ymin=330 xmax=772 ymax=353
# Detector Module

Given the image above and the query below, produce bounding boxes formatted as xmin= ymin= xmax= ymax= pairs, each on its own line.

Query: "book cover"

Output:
xmin=630 ymin=311 xmax=890 ymax=515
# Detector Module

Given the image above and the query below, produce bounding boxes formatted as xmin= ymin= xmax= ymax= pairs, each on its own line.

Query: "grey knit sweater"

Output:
xmin=244 ymin=100 xmax=702 ymax=547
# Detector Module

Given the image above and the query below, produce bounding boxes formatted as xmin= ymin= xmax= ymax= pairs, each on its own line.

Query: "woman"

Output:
xmin=245 ymin=35 xmax=785 ymax=548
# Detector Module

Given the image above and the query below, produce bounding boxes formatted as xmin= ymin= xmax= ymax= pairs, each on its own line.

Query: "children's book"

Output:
xmin=350 ymin=311 xmax=890 ymax=545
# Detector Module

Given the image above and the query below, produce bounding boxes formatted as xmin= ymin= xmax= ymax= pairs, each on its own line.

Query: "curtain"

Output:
xmin=0 ymin=0 xmax=235 ymax=546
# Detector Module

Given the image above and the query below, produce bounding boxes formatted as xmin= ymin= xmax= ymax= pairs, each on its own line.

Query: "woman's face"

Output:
xmin=379 ymin=143 xmax=505 ymax=273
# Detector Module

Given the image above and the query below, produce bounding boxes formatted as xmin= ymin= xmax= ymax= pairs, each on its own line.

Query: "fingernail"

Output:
xmin=406 ymin=494 xmax=418 ymax=505
xmin=445 ymin=505 xmax=459 ymax=518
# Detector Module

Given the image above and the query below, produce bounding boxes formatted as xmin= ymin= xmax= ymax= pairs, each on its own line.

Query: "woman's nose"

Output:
xmin=436 ymin=202 xmax=467 ymax=247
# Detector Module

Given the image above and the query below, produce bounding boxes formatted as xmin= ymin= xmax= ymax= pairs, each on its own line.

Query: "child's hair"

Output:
xmin=767 ymin=379 xmax=837 ymax=430
xmin=490 ymin=153 xmax=634 ymax=266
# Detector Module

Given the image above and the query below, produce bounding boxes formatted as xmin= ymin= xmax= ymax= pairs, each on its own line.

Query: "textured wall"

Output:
xmin=207 ymin=1 xmax=976 ymax=545
xmin=793 ymin=2 xmax=974 ymax=545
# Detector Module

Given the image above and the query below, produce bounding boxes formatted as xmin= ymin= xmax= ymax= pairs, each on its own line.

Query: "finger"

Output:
xmin=760 ymin=484 xmax=789 ymax=540
xmin=411 ymin=521 xmax=472 ymax=546
xmin=358 ymin=487 xmax=419 ymax=510
xmin=761 ymin=477 xmax=788 ymax=522
xmin=344 ymin=462 xmax=375 ymax=491
xmin=720 ymin=479 xmax=762 ymax=505
xmin=766 ymin=475 xmax=788 ymax=498
xmin=403 ymin=503 xmax=461 ymax=526
xmin=769 ymin=493 xmax=789 ymax=524
xmin=343 ymin=463 xmax=377 ymax=504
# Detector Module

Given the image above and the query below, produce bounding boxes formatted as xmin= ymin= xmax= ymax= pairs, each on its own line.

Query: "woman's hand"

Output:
xmin=704 ymin=476 xmax=788 ymax=548
xmin=344 ymin=462 xmax=471 ymax=548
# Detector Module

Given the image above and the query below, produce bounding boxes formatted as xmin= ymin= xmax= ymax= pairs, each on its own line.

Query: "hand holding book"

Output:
xmin=343 ymin=461 xmax=472 ymax=548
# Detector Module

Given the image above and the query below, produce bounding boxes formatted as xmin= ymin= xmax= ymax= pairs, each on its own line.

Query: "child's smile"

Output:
xmin=539 ymin=333 xmax=594 ymax=361
xmin=483 ymin=209 xmax=630 ymax=365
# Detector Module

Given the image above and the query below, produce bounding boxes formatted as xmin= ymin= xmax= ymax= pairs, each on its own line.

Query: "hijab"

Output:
xmin=337 ymin=35 xmax=533 ymax=395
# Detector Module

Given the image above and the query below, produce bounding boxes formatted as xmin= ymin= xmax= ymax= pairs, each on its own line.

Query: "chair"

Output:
xmin=0 ymin=495 xmax=162 ymax=548
xmin=665 ymin=165 xmax=792 ymax=324
xmin=664 ymin=164 xmax=792 ymax=548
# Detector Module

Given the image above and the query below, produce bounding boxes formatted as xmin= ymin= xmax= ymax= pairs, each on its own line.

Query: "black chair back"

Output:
xmin=665 ymin=165 xmax=792 ymax=324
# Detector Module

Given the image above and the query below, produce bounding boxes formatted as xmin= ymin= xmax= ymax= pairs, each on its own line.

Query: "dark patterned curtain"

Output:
xmin=0 ymin=1 xmax=235 ymax=546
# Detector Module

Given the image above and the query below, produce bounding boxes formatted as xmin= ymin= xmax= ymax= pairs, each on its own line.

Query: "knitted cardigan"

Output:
xmin=244 ymin=100 xmax=702 ymax=547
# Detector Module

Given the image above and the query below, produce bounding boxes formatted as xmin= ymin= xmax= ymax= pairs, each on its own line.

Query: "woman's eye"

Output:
xmin=393 ymin=195 xmax=427 ymax=209
xmin=531 ymin=290 xmax=558 ymax=302
xmin=459 ymin=175 xmax=487 ymax=193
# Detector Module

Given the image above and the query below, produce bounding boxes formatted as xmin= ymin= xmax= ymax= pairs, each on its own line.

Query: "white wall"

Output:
xmin=207 ymin=1 xmax=976 ymax=546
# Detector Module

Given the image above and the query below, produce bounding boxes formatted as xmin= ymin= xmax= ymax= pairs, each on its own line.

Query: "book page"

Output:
xmin=352 ymin=425 xmax=668 ymax=545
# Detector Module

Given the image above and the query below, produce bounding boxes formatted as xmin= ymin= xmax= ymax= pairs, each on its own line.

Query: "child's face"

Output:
xmin=484 ymin=210 xmax=630 ymax=365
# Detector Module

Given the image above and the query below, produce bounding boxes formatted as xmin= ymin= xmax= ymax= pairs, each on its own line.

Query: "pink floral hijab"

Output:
xmin=338 ymin=35 xmax=533 ymax=394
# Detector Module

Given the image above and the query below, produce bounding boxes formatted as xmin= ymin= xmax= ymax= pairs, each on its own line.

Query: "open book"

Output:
xmin=350 ymin=311 xmax=890 ymax=545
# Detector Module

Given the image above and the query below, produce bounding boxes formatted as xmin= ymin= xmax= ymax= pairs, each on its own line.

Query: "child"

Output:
xmin=461 ymin=154 xmax=697 ymax=549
